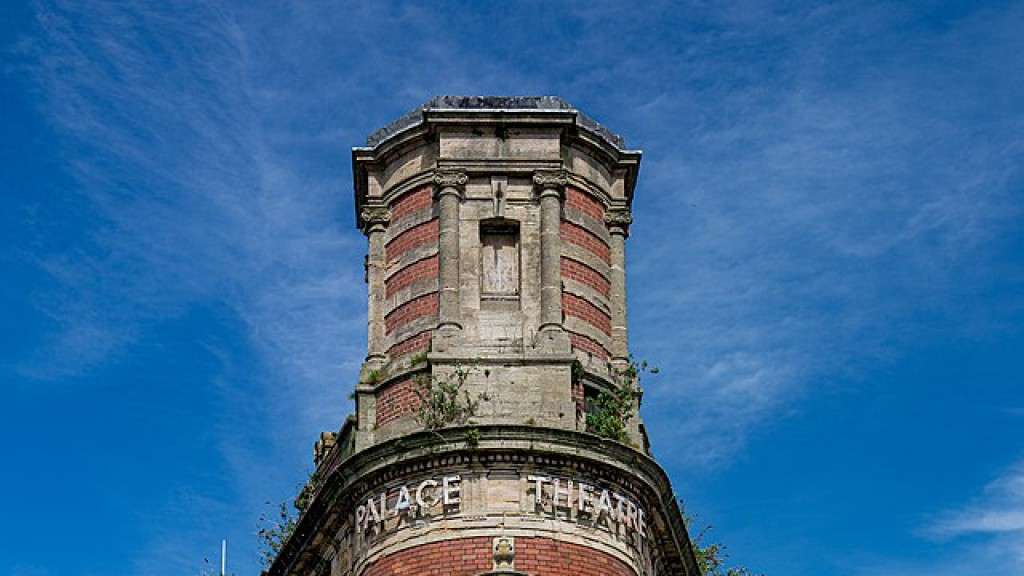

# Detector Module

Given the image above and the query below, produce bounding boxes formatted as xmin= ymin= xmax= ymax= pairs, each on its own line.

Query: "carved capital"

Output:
xmin=433 ymin=169 xmax=468 ymax=193
xmin=532 ymin=170 xmax=569 ymax=191
xmin=360 ymin=205 xmax=391 ymax=231
xmin=604 ymin=208 xmax=633 ymax=235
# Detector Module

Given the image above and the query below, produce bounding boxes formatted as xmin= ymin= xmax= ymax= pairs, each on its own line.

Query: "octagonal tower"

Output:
xmin=267 ymin=97 xmax=698 ymax=576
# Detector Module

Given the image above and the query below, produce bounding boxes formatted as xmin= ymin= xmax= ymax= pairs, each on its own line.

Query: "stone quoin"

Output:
xmin=265 ymin=96 xmax=699 ymax=576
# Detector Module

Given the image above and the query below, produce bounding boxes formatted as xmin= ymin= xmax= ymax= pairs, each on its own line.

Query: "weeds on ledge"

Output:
xmin=585 ymin=357 xmax=656 ymax=444
xmin=413 ymin=363 xmax=489 ymax=430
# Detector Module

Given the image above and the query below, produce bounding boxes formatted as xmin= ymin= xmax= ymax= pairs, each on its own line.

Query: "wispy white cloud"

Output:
xmin=17 ymin=1 xmax=368 ymax=571
xmin=926 ymin=462 xmax=1024 ymax=542
xmin=620 ymin=1 xmax=1024 ymax=467
xmin=14 ymin=1 xmax=557 ymax=572
xmin=847 ymin=461 xmax=1024 ymax=575
xmin=9 ymin=0 xmax=1024 ymax=573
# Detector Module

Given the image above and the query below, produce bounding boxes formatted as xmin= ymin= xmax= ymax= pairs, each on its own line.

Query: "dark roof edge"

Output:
xmin=366 ymin=96 xmax=627 ymax=150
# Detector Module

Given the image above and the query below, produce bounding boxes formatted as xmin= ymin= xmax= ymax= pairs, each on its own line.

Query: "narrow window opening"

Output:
xmin=480 ymin=220 xmax=520 ymax=301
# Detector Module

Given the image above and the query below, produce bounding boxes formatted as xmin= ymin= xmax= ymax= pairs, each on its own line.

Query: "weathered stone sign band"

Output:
xmin=528 ymin=475 xmax=649 ymax=539
xmin=354 ymin=475 xmax=462 ymax=533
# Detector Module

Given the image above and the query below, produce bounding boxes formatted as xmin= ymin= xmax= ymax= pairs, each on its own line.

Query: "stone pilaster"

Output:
xmin=433 ymin=169 xmax=468 ymax=352
xmin=605 ymin=208 xmax=632 ymax=366
xmin=533 ymin=170 xmax=570 ymax=352
xmin=361 ymin=205 xmax=391 ymax=368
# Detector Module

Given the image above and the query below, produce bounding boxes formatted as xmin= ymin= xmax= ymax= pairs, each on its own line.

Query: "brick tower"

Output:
xmin=267 ymin=97 xmax=699 ymax=576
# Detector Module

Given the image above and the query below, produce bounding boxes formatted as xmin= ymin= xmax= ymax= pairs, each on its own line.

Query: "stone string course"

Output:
xmin=385 ymin=292 xmax=439 ymax=334
xmin=386 ymin=254 xmax=439 ymax=298
xmin=387 ymin=330 xmax=432 ymax=359
xmin=563 ymin=292 xmax=612 ymax=335
xmin=561 ymin=257 xmax=610 ymax=297
xmin=566 ymin=186 xmax=606 ymax=221
xmin=386 ymin=219 xmax=440 ymax=262
xmin=390 ymin=185 xmax=434 ymax=220
xmin=569 ymin=331 xmax=610 ymax=360
xmin=560 ymin=221 xmax=610 ymax=263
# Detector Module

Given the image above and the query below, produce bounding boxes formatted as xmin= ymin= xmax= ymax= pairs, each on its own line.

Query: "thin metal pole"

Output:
xmin=220 ymin=539 xmax=226 ymax=576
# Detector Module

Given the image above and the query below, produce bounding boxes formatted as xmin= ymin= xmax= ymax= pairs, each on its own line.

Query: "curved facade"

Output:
xmin=267 ymin=97 xmax=698 ymax=576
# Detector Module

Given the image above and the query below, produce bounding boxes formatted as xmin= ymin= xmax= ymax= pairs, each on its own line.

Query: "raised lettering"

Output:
xmin=553 ymin=478 xmax=572 ymax=508
xmin=416 ymin=479 xmax=439 ymax=509
xmin=614 ymin=492 xmax=627 ymax=523
xmin=527 ymin=475 xmax=550 ymax=504
xmin=597 ymin=489 xmax=613 ymax=520
xmin=355 ymin=504 xmax=367 ymax=531
xmin=394 ymin=485 xmax=412 ymax=512
xmin=443 ymin=475 xmax=461 ymax=505
xmin=577 ymin=481 xmax=592 ymax=513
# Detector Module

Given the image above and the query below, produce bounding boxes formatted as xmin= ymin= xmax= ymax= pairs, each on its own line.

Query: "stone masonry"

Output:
xmin=266 ymin=97 xmax=699 ymax=576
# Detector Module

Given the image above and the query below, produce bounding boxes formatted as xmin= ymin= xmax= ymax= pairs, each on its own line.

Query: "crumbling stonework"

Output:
xmin=268 ymin=97 xmax=698 ymax=576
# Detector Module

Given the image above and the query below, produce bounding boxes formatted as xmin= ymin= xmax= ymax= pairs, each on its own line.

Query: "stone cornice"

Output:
xmin=268 ymin=425 xmax=698 ymax=576
xmin=352 ymin=101 xmax=643 ymax=229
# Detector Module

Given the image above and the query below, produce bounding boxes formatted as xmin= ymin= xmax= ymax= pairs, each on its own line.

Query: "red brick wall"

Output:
xmin=560 ymin=221 xmax=610 ymax=263
xmin=361 ymin=536 xmax=636 ymax=576
xmin=388 ymin=330 xmax=432 ymax=359
xmin=385 ymin=293 xmax=439 ymax=333
xmin=387 ymin=219 xmax=440 ymax=262
xmin=566 ymin=186 xmax=606 ymax=221
xmin=563 ymin=293 xmax=611 ymax=335
xmin=569 ymin=332 xmax=609 ymax=360
xmin=518 ymin=537 xmax=636 ymax=576
xmin=561 ymin=257 xmax=610 ymax=297
xmin=386 ymin=255 xmax=439 ymax=298
xmin=363 ymin=537 xmax=491 ymax=576
xmin=375 ymin=377 xmax=420 ymax=428
xmin=572 ymin=377 xmax=585 ymax=422
xmin=390 ymin=185 xmax=433 ymax=221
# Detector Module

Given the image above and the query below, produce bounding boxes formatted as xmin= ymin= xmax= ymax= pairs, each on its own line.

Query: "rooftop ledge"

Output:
xmin=364 ymin=95 xmax=629 ymax=151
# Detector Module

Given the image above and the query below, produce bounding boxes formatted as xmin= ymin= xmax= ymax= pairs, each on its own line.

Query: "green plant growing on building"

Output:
xmin=585 ymin=357 xmax=654 ymax=444
xmin=363 ymin=368 xmax=383 ymax=385
xmin=413 ymin=363 xmax=487 ymax=430
xmin=257 ymin=470 xmax=319 ymax=568
xmin=463 ymin=426 xmax=481 ymax=447
xmin=407 ymin=350 xmax=430 ymax=368
xmin=571 ymin=358 xmax=584 ymax=385
xmin=685 ymin=511 xmax=761 ymax=576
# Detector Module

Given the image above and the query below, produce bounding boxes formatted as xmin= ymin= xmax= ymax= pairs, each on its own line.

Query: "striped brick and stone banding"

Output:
xmin=270 ymin=97 xmax=700 ymax=576
xmin=563 ymin=292 xmax=611 ymax=336
xmin=560 ymin=186 xmax=616 ymax=364
xmin=569 ymin=331 xmax=609 ymax=361
xmin=390 ymin=184 xmax=434 ymax=221
xmin=381 ymin=185 xmax=440 ymax=358
xmin=386 ymin=219 xmax=439 ymax=263
xmin=566 ymin=186 xmax=606 ymax=222
xmin=386 ymin=254 xmax=439 ymax=299
xmin=385 ymin=293 xmax=439 ymax=334
xmin=562 ymin=257 xmax=610 ymax=297
xmin=386 ymin=330 xmax=432 ymax=360
xmin=560 ymin=221 xmax=610 ymax=264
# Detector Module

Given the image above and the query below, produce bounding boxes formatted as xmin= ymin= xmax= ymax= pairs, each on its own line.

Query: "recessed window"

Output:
xmin=480 ymin=220 xmax=520 ymax=300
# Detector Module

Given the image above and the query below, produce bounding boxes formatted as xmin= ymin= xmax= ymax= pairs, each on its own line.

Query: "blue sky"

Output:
xmin=2 ymin=1 xmax=1022 ymax=574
